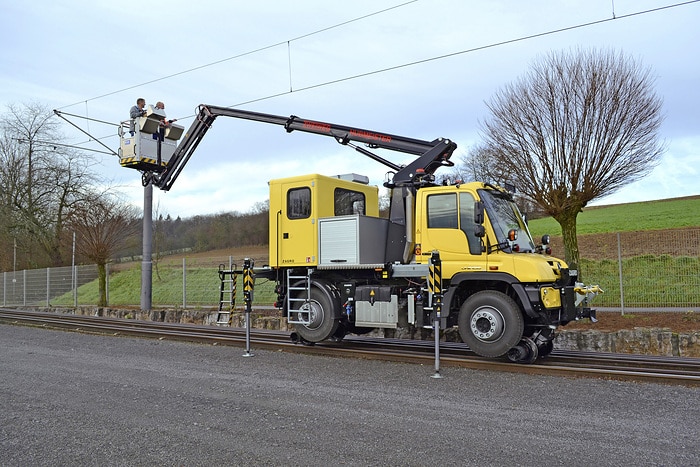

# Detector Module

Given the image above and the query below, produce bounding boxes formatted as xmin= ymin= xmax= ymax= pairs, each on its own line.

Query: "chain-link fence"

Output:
xmin=147 ymin=257 xmax=276 ymax=309
xmin=579 ymin=228 xmax=699 ymax=311
xmin=2 ymin=265 xmax=98 ymax=307
xmin=2 ymin=229 xmax=698 ymax=311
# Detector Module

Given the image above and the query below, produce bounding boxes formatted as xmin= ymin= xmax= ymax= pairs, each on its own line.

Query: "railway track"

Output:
xmin=2 ymin=308 xmax=699 ymax=386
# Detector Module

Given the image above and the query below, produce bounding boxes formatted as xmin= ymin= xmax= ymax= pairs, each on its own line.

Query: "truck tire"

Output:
xmin=292 ymin=281 xmax=340 ymax=343
xmin=458 ymin=290 xmax=524 ymax=358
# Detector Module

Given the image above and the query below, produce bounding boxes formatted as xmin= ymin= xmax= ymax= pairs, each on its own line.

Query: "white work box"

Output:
xmin=164 ymin=124 xmax=184 ymax=140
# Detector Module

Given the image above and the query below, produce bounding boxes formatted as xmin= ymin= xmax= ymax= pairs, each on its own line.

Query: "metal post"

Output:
xmin=23 ymin=269 xmax=27 ymax=306
xmin=71 ymin=233 xmax=76 ymax=306
xmin=182 ymin=257 xmax=186 ymax=309
xmin=73 ymin=265 xmax=78 ymax=308
xmin=429 ymin=251 xmax=443 ymax=379
xmin=141 ymin=181 xmax=153 ymax=312
xmin=242 ymin=258 xmax=254 ymax=357
xmin=106 ymin=263 xmax=110 ymax=306
xmin=617 ymin=232 xmax=625 ymax=316
xmin=13 ymin=238 xmax=16 ymax=301
xmin=46 ymin=267 xmax=50 ymax=307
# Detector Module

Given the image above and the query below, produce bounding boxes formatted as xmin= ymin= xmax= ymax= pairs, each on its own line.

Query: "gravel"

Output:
xmin=1 ymin=324 xmax=699 ymax=466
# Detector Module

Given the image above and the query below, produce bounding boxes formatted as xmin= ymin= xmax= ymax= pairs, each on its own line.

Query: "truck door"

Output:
xmin=421 ymin=191 xmax=485 ymax=275
xmin=277 ymin=183 xmax=317 ymax=266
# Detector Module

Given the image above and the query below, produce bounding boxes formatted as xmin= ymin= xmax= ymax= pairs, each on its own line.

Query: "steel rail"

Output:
xmin=2 ymin=308 xmax=699 ymax=386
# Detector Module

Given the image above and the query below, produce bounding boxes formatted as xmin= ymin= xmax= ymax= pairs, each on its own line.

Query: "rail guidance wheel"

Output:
xmin=458 ymin=290 xmax=524 ymax=358
xmin=293 ymin=282 xmax=340 ymax=343
xmin=507 ymin=337 xmax=539 ymax=363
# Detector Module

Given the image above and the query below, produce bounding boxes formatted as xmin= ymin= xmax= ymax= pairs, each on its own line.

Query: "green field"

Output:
xmin=527 ymin=195 xmax=700 ymax=308
xmin=52 ymin=265 xmax=278 ymax=309
xmin=527 ymin=196 xmax=700 ymax=236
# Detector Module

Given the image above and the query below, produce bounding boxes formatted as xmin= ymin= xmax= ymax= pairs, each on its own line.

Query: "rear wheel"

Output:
xmin=458 ymin=290 xmax=524 ymax=358
xmin=292 ymin=282 xmax=340 ymax=343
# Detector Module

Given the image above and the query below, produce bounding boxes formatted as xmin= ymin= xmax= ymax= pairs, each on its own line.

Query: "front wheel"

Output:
xmin=458 ymin=290 xmax=524 ymax=358
xmin=292 ymin=281 xmax=340 ymax=343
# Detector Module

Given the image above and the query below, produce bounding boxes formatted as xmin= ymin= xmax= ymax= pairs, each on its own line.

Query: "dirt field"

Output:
xmin=548 ymin=227 xmax=699 ymax=259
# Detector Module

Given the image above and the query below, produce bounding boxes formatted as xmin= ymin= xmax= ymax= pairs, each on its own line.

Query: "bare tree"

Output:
xmin=0 ymin=102 xmax=97 ymax=268
xmin=69 ymin=193 xmax=140 ymax=307
xmin=453 ymin=144 xmax=508 ymax=185
xmin=479 ymin=48 xmax=664 ymax=271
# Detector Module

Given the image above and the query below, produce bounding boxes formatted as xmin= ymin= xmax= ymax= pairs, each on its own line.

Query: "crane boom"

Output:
xmin=151 ymin=105 xmax=456 ymax=191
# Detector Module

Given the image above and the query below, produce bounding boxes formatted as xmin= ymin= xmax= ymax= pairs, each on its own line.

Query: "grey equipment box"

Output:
xmin=318 ymin=215 xmax=397 ymax=267
xmin=354 ymin=285 xmax=398 ymax=328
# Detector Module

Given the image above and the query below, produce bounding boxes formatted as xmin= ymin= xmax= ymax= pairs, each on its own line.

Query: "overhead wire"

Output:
xmin=167 ymin=0 xmax=700 ymax=123
xmin=63 ymin=0 xmax=698 ymax=150
xmin=231 ymin=0 xmax=700 ymax=107
xmin=57 ymin=1 xmax=419 ymax=110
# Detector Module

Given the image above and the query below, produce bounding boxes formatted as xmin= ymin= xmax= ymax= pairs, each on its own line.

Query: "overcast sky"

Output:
xmin=1 ymin=0 xmax=698 ymax=218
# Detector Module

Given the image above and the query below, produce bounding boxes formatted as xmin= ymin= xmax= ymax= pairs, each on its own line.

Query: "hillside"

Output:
xmin=527 ymin=195 xmax=700 ymax=260
xmin=528 ymin=195 xmax=700 ymax=236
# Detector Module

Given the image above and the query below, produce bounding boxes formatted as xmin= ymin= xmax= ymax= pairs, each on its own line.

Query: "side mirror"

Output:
xmin=541 ymin=234 xmax=550 ymax=245
xmin=507 ymin=229 xmax=518 ymax=241
xmin=474 ymin=225 xmax=485 ymax=238
xmin=474 ymin=201 xmax=484 ymax=224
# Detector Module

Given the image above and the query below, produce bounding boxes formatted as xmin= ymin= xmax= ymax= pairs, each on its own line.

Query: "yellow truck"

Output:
xmin=132 ymin=105 xmax=600 ymax=363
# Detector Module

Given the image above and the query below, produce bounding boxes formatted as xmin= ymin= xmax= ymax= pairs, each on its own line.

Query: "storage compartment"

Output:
xmin=354 ymin=285 xmax=398 ymax=328
xmin=318 ymin=215 xmax=391 ymax=266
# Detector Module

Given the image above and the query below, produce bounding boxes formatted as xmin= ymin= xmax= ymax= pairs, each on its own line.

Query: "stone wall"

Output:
xmin=554 ymin=328 xmax=700 ymax=358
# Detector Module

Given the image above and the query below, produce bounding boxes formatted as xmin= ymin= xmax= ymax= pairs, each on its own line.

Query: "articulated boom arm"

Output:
xmin=152 ymin=104 xmax=456 ymax=191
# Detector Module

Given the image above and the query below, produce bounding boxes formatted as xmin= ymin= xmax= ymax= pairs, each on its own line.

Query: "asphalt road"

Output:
xmin=1 ymin=324 xmax=699 ymax=466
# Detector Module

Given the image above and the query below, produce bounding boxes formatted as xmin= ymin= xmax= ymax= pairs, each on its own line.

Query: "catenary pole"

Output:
xmin=141 ymin=181 xmax=153 ymax=312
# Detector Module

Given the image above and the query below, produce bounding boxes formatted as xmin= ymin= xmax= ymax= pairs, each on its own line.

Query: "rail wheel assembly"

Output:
xmin=507 ymin=337 xmax=539 ymax=363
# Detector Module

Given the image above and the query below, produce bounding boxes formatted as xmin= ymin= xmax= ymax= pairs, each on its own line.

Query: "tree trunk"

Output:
xmin=554 ymin=209 xmax=581 ymax=277
xmin=97 ymin=262 xmax=107 ymax=307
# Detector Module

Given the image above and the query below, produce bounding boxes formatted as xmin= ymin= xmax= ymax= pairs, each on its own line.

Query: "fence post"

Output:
xmin=23 ymin=269 xmax=27 ymax=306
xmin=106 ymin=263 xmax=110 ymax=306
xmin=617 ymin=232 xmax=625 ymax=316
xmin=46 ymin=267 xmax=50 ymax=307
xmin=73 ymin=265 xmax=78 ymax=308
xmin=182 ymin=257 xmax=186 ymax=309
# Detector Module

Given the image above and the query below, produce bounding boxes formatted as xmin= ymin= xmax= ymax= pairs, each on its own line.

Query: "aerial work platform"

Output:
xmin=119 ymin=105 xmax=185 ymax=171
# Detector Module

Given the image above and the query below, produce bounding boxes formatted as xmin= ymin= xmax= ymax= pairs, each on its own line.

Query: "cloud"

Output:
xmin=2 ymin=1 xmax=698 ymax=216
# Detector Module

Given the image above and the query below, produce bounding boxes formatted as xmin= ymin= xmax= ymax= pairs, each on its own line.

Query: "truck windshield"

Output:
xmin=478 ymin=188 xmax=535 ymax=252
